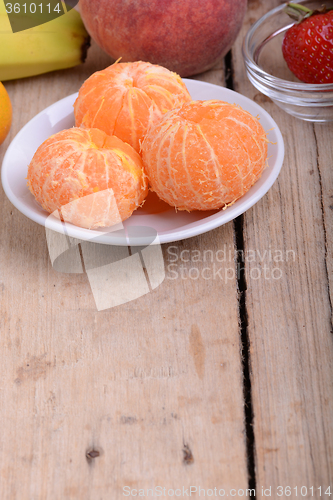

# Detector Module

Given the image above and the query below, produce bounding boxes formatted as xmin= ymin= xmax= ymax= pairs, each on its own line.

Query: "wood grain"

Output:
xmin=0 ymin=43 xmax=248 ymax=498
xmin=232 ymin=0 xmax=333 ymax=495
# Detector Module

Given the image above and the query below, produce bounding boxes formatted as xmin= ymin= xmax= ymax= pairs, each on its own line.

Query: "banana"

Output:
xmin=0 ymin=1 xmax=90 ymax=81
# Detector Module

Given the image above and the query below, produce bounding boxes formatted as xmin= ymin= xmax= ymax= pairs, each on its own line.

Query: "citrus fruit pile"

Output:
xmin=27 ymin=60 xmax=268 ymax=229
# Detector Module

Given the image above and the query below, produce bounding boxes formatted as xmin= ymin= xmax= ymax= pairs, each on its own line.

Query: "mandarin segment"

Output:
xmin=73 ymin=61 xmax=192 ymax=153
xmin=27 ymin=128 xmax=148 ymax=229
xmin=141 ymin=100 xmax=268 ymax=211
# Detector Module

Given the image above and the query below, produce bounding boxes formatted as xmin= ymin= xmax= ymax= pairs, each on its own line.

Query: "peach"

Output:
xmin=78 ymin=0 xmax=247 ymax=77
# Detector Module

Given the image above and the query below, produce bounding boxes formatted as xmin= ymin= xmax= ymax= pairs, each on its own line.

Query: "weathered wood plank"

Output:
xmin=0 ymin=42 xmax=248 ymax=498
xmin=232 ymin=0 xmax=333 ymax=495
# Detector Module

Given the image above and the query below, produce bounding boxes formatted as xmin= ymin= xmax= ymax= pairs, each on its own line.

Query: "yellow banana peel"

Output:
xmin=0 ymin=1 xmax=90 ymax=80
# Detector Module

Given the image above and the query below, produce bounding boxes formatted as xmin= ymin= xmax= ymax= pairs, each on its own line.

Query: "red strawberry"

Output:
xmin=282 ymin=3 xmax=333 ymax=84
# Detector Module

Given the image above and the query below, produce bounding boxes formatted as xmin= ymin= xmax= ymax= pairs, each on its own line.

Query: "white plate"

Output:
xmin=1 ymin=79 xmax=284 ymax=246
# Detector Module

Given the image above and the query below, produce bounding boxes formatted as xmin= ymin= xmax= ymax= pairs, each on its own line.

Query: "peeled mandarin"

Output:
xmin=73 ymin=61 xmax=192 ymax=153
xmin=27 ymin=127 xmax=148 ymax=229
xmin=141 ymin=100 xmax=268 ymax=211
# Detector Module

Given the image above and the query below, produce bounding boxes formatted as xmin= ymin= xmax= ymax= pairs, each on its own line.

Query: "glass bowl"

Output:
xmin=242 ymin=0 xmax=333 ymax=122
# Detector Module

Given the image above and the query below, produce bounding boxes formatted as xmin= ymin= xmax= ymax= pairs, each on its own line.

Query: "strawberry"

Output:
xmin=282 ymin=3 xmax=333 ymax=84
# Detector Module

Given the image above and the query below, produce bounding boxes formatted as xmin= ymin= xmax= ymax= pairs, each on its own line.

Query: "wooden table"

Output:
xmin=0 ymin=0 xmax=332 ymax=498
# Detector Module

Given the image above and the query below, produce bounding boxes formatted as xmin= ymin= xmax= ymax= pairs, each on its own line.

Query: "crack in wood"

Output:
xmin=234 ymin=214 xmax=257 ymax=498
xmin=312 ymin=124 xmax=333 ymax=333
xmin=225 ymin=48 xmax=257 ymax=499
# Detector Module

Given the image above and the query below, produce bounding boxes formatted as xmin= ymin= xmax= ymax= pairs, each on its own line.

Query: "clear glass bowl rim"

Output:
xmin=242 ymin=1 xmax=333 ymax=93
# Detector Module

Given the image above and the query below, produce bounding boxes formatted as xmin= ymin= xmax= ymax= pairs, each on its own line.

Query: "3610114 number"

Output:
xmin=276 ymin=486 xmax=331 ymax=497
xmin=5 ymin=3 xmax=62 ymax=14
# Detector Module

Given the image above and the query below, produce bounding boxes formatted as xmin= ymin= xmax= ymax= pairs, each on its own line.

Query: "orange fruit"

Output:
xmin=74 ymin=61 xmax=192 ymax=153
xmin=0 ymin=82 xmax=12 ymax=146
xmin=27 ymin=128 xmax=148 ymax=229
xmin=141 ymin=100 xmax=268 ymax=211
